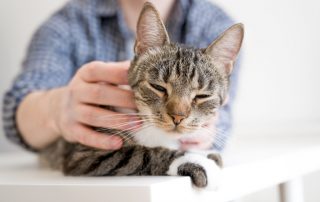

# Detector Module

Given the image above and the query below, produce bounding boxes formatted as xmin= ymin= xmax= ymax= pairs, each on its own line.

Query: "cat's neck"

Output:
xmin=133 ymin=125 xmax=180 ymax=149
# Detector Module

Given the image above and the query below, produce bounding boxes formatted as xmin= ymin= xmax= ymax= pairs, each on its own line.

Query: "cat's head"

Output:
xmin=128 ymin=2 xmax=243 ymax=136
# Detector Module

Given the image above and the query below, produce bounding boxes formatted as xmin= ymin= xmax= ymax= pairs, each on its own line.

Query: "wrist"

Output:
xmin=16 ymin=89 xmax=63 ymax=149
xmin=45 ymin=87 xmax=67 ymax=138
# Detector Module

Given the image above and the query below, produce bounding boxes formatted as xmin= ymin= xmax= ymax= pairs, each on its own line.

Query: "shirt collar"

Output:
xmin=96 ymin=0 xmax=190 ymax=20
xmin=96 ymin=0 xmax=118 ymax=17
xmin=96 ymin=0 xmax=191 ymax=42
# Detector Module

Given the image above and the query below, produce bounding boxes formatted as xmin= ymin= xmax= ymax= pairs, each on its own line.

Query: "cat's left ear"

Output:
xmin=205 ymin=23 xmax=244 ymax=75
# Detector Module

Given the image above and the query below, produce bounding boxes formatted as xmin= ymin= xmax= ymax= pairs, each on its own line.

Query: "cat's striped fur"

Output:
xmin=41 ymin=137 xmax=221 ymax=188
xmin=40 ymin=2 xmax=243 ymax=189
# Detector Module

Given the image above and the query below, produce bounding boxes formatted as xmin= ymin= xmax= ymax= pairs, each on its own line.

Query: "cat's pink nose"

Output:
xmin=170 ymin=114 xmax=186 ymax=125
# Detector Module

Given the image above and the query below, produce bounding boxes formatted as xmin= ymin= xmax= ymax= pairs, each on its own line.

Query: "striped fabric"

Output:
xmin=2 ymin=0 xmax=240 ymax=152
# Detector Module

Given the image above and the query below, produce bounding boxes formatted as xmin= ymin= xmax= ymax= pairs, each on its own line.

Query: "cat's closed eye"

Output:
xmin=194 ymin=94 xmax=211 ymax=99
xmin=149 ymin=83 xmax=167 ymax=94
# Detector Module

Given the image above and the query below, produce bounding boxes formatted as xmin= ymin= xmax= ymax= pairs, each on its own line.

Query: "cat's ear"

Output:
xmin=205 ymin=23 xmax=244 ymax=75
xmin=134 ymin=2 xmax=170 ymax=55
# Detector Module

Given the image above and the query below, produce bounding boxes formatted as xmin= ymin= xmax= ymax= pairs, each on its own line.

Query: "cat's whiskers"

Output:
xmin=202 ymin=126 xmax=227 ymax=135
xmin=105 ymin=121 xmax=156 ymax=138
xmin=96 ymin=116 xmax=159 ymax=126
xmin=105 ymin=119 xmax=145 ymax=129
xmin=95 ymin=113 xmax=156 ymax=119
xmin=98 ymin=119 xmax=161 ymax=135
xmin=106 ymin=124 xmax=142 ymax=141
xmin=199 ymin=127 xmax=228 ymax=141
xmin=199 ymin=128 xmax=216 ymax=139
xmin=95 ymin=118 xmax=159 ymax=132
xmin=112 ymin=124 xmax=154 ymax=143
xmin=99 ymin=114 xmax=156 ymax=118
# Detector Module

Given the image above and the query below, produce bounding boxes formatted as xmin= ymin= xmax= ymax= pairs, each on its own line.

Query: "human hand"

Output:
xmin=49 ymin=61 xmax=141 ymax=150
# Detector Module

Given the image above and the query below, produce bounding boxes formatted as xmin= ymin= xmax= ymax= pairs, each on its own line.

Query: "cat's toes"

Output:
xmin=167 ymin=153 xmax=221 ymax=190
xmin=207 ymin=153 xmax=223 ymax=168
xmin=187 ymin=150 xmax=223 ymax=168
xmin=177 ymin=163 xmax=207 ymax=188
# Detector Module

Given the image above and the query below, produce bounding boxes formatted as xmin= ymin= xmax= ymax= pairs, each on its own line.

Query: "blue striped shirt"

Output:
xmin=2 ymin=0 xmax=240 ymax=152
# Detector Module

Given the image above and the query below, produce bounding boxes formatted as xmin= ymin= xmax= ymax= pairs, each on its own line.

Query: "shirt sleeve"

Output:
xmin=2 ymin=8 xmax=74 ymax=152
xmin=199 ymin=3 xmax=242 ymax=151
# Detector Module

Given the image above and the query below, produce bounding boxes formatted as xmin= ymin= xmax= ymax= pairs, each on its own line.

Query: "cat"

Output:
xmin=40 ymin=2 xmax=244 ymax=189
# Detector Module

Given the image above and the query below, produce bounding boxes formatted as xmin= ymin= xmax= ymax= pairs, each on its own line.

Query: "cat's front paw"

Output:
xmin=177 ymin=162 xmax=208 ymax=188
xmin=167 ymin=153 xmax=221 ymax=190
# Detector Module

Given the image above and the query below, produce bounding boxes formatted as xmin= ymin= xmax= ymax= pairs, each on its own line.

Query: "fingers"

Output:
xmin=75 ymin=104 xmax=141 ymax=130
xmin=61 ymin=60 xmax=137 ymax=150
xmin=73 ymin=124 xmax=123 ymax=150
xmin=77 ymin=82 xmax=137 ymax=109
xmin=79 ymin=61 xmax=130 ymax=84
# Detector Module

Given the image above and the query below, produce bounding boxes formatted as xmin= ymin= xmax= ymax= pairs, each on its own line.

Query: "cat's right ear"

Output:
xmin=134 ymin=2 xmax=170 ymax=56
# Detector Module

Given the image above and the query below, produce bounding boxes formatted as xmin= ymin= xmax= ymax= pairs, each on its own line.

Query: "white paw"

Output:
xmin=167 ymin=153 xmax=221 ymax=190
xmin=187 ymin=150 xmax=223 ymax=167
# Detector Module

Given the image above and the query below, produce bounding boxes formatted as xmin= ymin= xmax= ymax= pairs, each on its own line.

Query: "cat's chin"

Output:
xmin=175 ymin=126 xmax=198 ymax=133
xmin=166 ymin=129 xmax=192 ymax=137
xmin=133 ymin=125 xmax=194 ymax=149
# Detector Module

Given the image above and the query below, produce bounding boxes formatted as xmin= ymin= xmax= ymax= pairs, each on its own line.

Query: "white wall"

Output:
xmin=212 ymin=0 xmax=320 ymax=129
xmin=0 ymin=0 xmax=320 ymax=201
xmin=211 ymin=0 xmax=320 ymax=201
xmin=0 ymin=0 xmax=69 ymax=151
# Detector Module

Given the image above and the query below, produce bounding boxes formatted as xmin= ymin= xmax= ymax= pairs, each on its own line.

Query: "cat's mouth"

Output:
xmin=169 ymin=126 xmax=185 ymax=133
xmin=141 ymin=115 xmax=198 ymax=134
xmin=156 ymin=123 xmax=198 ymax=134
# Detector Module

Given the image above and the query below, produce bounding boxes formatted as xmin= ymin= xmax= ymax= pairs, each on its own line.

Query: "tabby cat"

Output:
xmin=41 ymin=2 xmax=244 ymax=189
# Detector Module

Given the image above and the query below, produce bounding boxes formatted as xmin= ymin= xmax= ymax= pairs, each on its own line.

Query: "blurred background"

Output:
xmin=0 ymin=0 xmax=319 ymax=201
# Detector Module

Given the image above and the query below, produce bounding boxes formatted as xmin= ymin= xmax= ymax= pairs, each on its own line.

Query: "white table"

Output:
xmin=1 ymin=134 xmax=320 ymax=202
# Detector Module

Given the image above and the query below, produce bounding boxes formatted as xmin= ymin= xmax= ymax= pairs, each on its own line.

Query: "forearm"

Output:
xmin=16 ymin=88 xmax=64 ymax=150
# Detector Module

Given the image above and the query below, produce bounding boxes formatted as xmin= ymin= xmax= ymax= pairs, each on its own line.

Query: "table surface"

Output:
xmin=1 ymin=132 xmax=320 ymax=202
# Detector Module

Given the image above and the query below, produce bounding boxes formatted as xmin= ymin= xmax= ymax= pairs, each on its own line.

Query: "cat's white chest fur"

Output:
xmin=133 ymin=126 xmax=181 ymax=149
